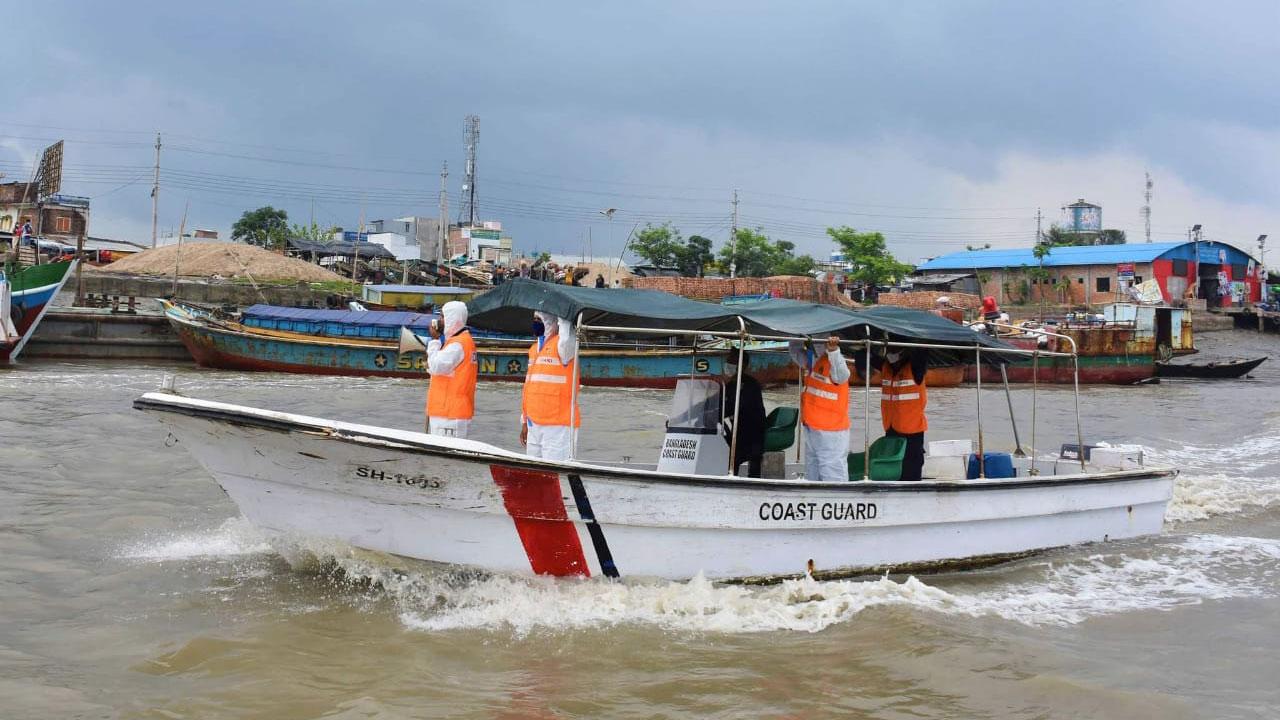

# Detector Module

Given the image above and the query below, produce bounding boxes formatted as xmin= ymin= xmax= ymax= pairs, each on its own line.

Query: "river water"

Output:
xmin=2 ymin=331 xmax=1278 ymax=719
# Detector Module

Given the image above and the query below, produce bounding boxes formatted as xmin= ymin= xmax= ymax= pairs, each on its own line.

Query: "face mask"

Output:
xmin=531 ymin=320 xmax=545 ymax=337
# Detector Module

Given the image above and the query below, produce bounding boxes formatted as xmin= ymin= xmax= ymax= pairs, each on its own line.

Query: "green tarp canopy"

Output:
xmin=467 ymin=279 xmax=1013 ymax=362
xmin=467 ymin=279 xmax=744 ymax=333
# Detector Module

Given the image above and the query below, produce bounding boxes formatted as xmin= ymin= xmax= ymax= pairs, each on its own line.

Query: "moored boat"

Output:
xmin=162 ymin=299 xmax=794 ymax=388
xmin=1 ymin=259 xmax=77 ymax=365
xmin=137 ymin=281 xmax=1176 ymax=582
xmin=1156 ymin=356 xmax=1267 ymax=379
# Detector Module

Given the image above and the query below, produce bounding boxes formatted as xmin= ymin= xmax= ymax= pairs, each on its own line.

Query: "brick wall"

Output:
xmin=876 ymin=290 xmax=982 ymax=311
xmin=624 ymin=276 xmax=855 ymax=306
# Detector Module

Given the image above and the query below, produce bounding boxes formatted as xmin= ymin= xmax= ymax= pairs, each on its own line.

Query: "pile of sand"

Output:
xmin=95 ymin=242 xmax=345 ymax=282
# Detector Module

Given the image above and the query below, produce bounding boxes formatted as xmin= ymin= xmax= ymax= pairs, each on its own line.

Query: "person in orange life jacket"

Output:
xmin=722 ymin=351 xmax=767 ymax=478
xmin=854 ymin=344 xmax=929 ymax=481
xmin=519 ymin=310 xmax=580 ymax=461
xmin=789 ymin=335 xmax=851 ymax=481
xmin=425 ymin=301 xmax=477 ymax=438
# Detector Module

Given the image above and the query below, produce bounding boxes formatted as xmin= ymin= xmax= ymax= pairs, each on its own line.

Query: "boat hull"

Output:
xmin=2 ymin=261 xmax=76 ymax=364
xmin=135 ymin=392 xmax=1176 ymax=582
xmin=1155 ymin=356 xmax=1266 ymax=379
xmin=168 ymin=305 xmax=780 ymax=389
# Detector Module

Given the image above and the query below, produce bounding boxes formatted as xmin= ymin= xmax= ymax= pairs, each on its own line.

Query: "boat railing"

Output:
xmin=576 ymin=319 xmax=1088 ymax=477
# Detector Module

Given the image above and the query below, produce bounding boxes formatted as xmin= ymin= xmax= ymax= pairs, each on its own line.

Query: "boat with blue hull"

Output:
xmin=162 ymin=300 xmax=795 ymax=388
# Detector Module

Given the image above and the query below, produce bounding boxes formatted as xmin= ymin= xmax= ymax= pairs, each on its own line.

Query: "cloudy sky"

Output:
xmin=8 ymin=1 xmax=1278 ymax=264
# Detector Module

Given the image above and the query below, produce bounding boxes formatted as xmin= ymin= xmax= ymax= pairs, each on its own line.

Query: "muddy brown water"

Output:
xmin=2 ymin=331 xmax=1278 ymax=718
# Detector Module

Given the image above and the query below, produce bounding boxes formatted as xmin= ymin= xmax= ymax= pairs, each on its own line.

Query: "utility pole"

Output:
xmin=354 ymin=196 xmax=365 ymax=286
xmin=1141 ymin=172 xmax=1153 ymax=243
xmin=438 ymin=162 xmax=451 ymax=286
xmin=150 ymin=133 xmax=161 ymax=249
xmin=1035 ymin=207 xmax=1043 ymax=244
xmin=729 ymin=189 xmax=739 ymax=278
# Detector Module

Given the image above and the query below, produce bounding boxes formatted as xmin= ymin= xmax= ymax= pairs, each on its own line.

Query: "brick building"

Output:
xmin=914 ymin=241 xmax=1263 ymax=309
xmin=0 ymin=181 xmax=90 ymax=245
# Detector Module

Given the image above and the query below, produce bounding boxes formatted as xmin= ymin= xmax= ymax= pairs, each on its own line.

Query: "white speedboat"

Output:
xmin=135 ymin=280 xmax=1176 ymax=582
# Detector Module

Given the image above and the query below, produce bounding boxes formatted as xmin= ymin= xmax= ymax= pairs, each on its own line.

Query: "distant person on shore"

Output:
xmin=790 ymin=335 xmax=851 ymax=481
xmin=425 ymin=301 xmax=477 ymax=439
xmin=520 ymin=311 xmax=580 ymax=461
xmin=518 ymin=262 xmax=530 ymax=279
xmin=594 ymin=273 xmax=606 ymax=288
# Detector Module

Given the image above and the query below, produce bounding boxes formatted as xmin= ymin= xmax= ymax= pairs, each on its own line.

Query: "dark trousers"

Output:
xmin=733 ymin=451 xmax=763 ymax=478
xmin=886 ymin=429 xmax=925 ymax=481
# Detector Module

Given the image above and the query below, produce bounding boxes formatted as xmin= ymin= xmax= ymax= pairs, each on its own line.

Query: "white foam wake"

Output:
xmin=383 ymin=534 xmax=1280 ymax=635
xmin=120 ymin=517 xmax=273 ymax=561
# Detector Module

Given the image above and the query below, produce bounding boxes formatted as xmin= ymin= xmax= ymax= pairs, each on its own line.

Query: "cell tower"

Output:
xmin=459 ymin=115 xmax=480 ymax=227
xmin=1141 ymin=172 xmax=1153 ymax=243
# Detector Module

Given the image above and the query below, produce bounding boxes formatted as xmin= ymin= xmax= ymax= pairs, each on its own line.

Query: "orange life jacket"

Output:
xmin=522 ymin=337 xmax=581 ymax=427
xmin=426 ymin=330 xmax=477 ymax=420
xmin=801 ymin=353 xmax=850 ymax=431
xmin=880 ymin=361 xmax=927 ymax=434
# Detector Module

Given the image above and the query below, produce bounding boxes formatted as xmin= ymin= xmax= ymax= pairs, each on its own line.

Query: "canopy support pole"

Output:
xmin=796 ymin=361 xmax=804 ymax=464
xmin=569 ymin=311 xmax=584 ymax=460
xmin=1030 ymin=348 xmax=1039 ymax=475
xmin=1000 ymin=363 xmax=1025 ymax=457
xmin=728 ymin=316 xmax=746 ymax=475
xmin=976 ymin=345 xmax=985 ymax=479
xmin=863 ymin=327 xmax=872 ymax=481
xmin=1074 ymin=352 xmax=1086 ymax=472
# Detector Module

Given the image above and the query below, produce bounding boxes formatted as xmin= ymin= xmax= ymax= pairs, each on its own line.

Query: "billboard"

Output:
xmin=37 ymin=141 xmax=64 ymax=198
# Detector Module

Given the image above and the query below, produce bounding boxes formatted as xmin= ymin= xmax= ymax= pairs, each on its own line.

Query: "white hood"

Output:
xmin=534 ymin=311 xmax=560 ymax=338
xmin=441 ymin=301 xmax=468 ymax=336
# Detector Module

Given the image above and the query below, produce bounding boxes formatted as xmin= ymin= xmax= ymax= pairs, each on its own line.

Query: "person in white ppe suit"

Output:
xmin=424 ymin=301 xmax=478 ymax=439
xmin=790 ymin=335 xmax=852 ymax=481
xmin=519 ymin=311 xmax=580 ymax=461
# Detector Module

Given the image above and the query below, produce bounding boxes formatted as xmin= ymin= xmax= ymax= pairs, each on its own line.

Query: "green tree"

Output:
xmin=233 ymin=206 xmax=289 ymax=248
xmin=291 ymin=221 xmax=337 ymax=245
xmin=716 ymin=228 xmax=817 ymax=277
xmin=1032 ymin=243 xmax=1052 ymax=318
xmin=1043 ymin=225 xmax=1127 ymax=246
xmin=1098 ymin=229 xmax=1127 ymax=245
xmin=826 ymin=226 xmax=912 ymax=287
xmin=630 ymin=222 xmax=684 ymax=268
xmin=675 ymin=234 xmax=715 ymax=277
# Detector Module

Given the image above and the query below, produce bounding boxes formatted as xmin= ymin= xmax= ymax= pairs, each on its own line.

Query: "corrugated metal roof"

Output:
xmin=918 ymin=242 xmax=1185 ymax=271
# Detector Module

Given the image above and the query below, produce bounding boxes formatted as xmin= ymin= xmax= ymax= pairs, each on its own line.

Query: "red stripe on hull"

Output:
xmin=490 ymin=465 xmax=590 ymax=577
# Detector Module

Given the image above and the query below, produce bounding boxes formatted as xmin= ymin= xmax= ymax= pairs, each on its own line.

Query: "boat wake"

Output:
xmin=391 ymin=534 xmax=1279 ymax=635
xmin=119 ymin=517 xmax=273 ymax=561
xmin=118 ymin=520 xmax=1280 ymax=635
xmin=1150 ymin=430 xmax=1280 ymax=522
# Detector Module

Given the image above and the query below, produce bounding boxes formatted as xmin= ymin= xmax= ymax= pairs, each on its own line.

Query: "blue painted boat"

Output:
xmin=238 ymin=305 xmax=525 ymax=342
xmin=162 ymin=300 xmax=798 ymax=388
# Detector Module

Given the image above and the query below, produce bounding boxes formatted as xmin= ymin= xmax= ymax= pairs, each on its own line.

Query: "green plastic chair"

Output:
xmin=762 ymin=406 xmax=799 ymax=452
xmin=846 ymin=436 xmax=908 ymax=481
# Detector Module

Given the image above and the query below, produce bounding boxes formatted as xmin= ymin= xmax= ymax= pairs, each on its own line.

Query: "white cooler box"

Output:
xmin=928 ymin=439 xmax=973 ymax=457
xmin=923 ymin=454 xmax=967 ymax=481
xmin=1090 ymin=445 xmax=1144 ymax=470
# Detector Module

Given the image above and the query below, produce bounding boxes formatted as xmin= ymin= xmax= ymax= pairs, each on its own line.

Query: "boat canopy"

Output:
xmin=468 ymin=278 xmax=741 ymax=333
xmin=468 ymin=279 xmax=1014 ymax=359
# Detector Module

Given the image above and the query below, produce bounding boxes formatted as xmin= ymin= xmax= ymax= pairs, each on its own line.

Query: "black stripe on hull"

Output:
xmin=567 ymin=473 xmax=620 ymax=578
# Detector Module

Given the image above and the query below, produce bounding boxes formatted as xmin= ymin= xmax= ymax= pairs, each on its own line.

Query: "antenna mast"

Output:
xmin=459 ymin=115 xmax=480 ymax=227
xmin=1141 ymin=172 xmax=1153 ymax=243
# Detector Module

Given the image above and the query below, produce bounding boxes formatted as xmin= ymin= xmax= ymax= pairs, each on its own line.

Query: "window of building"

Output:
xmin=1134 ymin=276 xmax=1143 ymax=284
xmin=1096 ymin=277 xmax=1111 ymax=292
xmin=54 ymin=216 xmax=72 ymax=233
xmin=1077 ymin=277 xmax=1084 ymax=284
xmin=1232 ymin=264 xmax=1247 ymax=279
xmin=1172 ymin=259 xmax=1188 ymax=276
